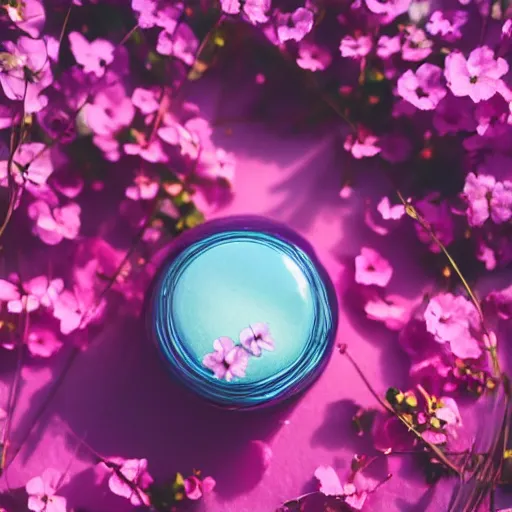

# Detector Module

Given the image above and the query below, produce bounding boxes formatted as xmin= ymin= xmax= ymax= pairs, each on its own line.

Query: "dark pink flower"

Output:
xmin=445 ymin=46 xmax=509 ymax=103
xmin=105 ymin=458 xmax=153 ymax=506
xmin=433 ymin=95 xmax=476 ymax=135
xmin=463 ymin=172 xmax=512 ymax=226
xmin=401 ymin=27 xmax=433 ymax=62
xmin=414 ymin=195 xmax=454 ymax=252
xmin=183 ymin=475 xmax=216 ymax=500
xmin=365 ymin=0 xmax=411 ymax=24
xmin=296 ymin=41 xmax=331 ymax=71
xmin=69 ymin=32 xmax=114 ymax=78
xmin=397 ymin=63 xmax=446 ymax=110
xmin=239 ymin=322 xmax=275 ymax=356
xmin=484 ymin=284 xmax=512 ymax=320
xmin=124 ymin=139 xmax=168 ymax=163
xmin=0 ymin=279 xmax=20 ymax=303
xmin=202 ymin=336 xmax=249 ymax=381
xmin=26 ymin=468 xmax=67 ymax=512
xmin=379 ymin=133 xmax=412 ymax=163
xmin=8 ymin=276 xmax=63 ymax=313
xmin=132 ymin=0 xmax=182 ymax=31
xmin=355 ymin=247 xmax=393 ymax=287
xmin=27 ymin=327 xmax=63 ymax=357
xmin=424 ymin=293 xmax=482 ymax=359
xmin=339 ymin=35 xmax=372 ymax=58
xmin=276 ymin=8 xmax=314 ymax=43
xmin=28 ymin=201 xmax=81 ymax=245
xmin=156 ymin=24 xmax=198 ymax=65
xmin=426 ymin=10 xmax=468 ymax=42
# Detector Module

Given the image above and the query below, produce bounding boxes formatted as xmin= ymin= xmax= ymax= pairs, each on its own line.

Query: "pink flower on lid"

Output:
xmin=203 ymin=336 xmax=249 ymax=381
xmin=239 ymin=322 xmax=275 ymax=356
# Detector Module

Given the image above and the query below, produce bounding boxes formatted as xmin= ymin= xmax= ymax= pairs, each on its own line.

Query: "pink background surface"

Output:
xmin=0 ymin=78 xmax=507 ymax=512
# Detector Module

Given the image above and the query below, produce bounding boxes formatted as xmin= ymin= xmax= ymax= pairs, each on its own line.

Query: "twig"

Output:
xmin=58 ymin=3 xmax=73 ymax=49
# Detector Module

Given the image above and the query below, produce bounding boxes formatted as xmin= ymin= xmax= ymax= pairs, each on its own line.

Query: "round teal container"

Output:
xmin=147 ymin=216 xmax=338 ymax=410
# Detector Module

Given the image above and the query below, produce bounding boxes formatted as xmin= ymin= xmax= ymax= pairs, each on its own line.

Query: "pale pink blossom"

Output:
xmin=202 ymin=336 xmax=249 ymax=381
xmin=104 ymin=458 xmax=154 ymax=506
xmin=28 ymin=201 xmax=81 ymax=245
xmin=26 ymin=468 xmax=67 ymax=512
xmin=355 ymin=247 xmax=393 ymax=287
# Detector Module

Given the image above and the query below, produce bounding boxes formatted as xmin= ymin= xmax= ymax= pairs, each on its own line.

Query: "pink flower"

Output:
xmin=424 ymin=293 xmax=482 ymax=359
xmin=202 ymin=336 xmax=249 ymax=381
xmin=355 ymin=247 xmax=393 ymax=287
xmin=296 ymin=41 xmax=332 ymax=71
xmin=365 ymin=0 xmax=411 ymax=24
xmin=463 ymin=172 xmax=512 ymax=226
xmin=397 ymin=64 xmax=447 ymax=111
xmin=344 ymin=133 xmax=380 ymax=159
xmin=156 ymin=24 xmax=198 ymax=65
xmin=26 ymin=468 xmax=67 ymax=512
xmin=433 ymin=95 xmax=476 ymax=135
xmin=401 ymin=27 xmax=433 ymax=62
xmin=125 ymin=175 xmax=159 ymax=201
xmin=28 ymin=201 xmax=81 ymax=245
xmin=0 ymin=143 xmax=53 ymax=187
xmin=239 ymin=322 xmax=275 ymax=356
xmin=426 ymin=10 xmax=468 ymax=42
xmin=314 ymin=466 xmax=375 ymax=509
xmin=131 ymin=87 xmax=159 ymax=114
xmin=377 ymin=35 xmax=401 ymax=59
xmin=339 ymin=35 xmax=372 ymax=58
xmin=27 ymin=327 xmax=63 ymax=357
xmin=183 ymin=475 xmax=216 ymax=500
xmin=364 ymin=295 xmax=410 ymax=330
xmin=436 ymin=396 xmax=462 ymax=428
xmin=69 ymin=32 xmax=114 ymax=78
xmin=0 ymin=279 xmax=20 ymax=302
xmin=445 ymin=46 xmax=509 ymax=103
xmin=124 ymin=138 xmax=168 ymax=163
xmin=377 ymin=197 xmax=405 ymax=220
xmin=220 ymin=0 xmax=270 ymax=24
xmin=4 ymin=0 xmax=46 ymax=38
xmin=198 ymin=148 xmax=236 ymax=183
xmin=276 ymin=8 xmax=314 ymax=43
xmin=7 ymin=276 xmax=63 ymax=313
xmin=105 ymin=458 xmax=154 ymax=506
xmin=0 ymin=37 xmax=53 ymax=113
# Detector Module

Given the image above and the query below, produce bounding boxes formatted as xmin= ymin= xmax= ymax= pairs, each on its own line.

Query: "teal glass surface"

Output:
xmin=148 ymin=216 xmax=338 ymax=410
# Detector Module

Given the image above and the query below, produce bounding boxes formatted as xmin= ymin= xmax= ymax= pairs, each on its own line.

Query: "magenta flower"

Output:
xmin=26 ymin=468 xmax=67 ymax=512
xmin=27 ymin=327 xmax=63 ymax=357
xmin=445 ymin=46 xmax=509 ymax=103
xmin=401 ymin=27 xmax=433 ymax=62
xmin=355 ymin=247 xmax=393 ymax=287
xmin=426 ymin=10 xmax=468 ymax=42
xmin=198 ymin=148 xmax=236 ymax=183
xmin=239 ymin=322 xmax=275 ymax=356
xmin=397 ymin=64 xmax=447 ymax=111
xmin=132 ymin=0 xmax=183 ymax=31
xmin=7 ymin=276 xmax=63 ymax=313
xmin=202 ymin=336 xmax=249 ymax=381
xmin=433 ymin=95 xmax=476 ymax=135
xmin=485 ymin=284 xmax=512 ymax=320
xmin=124 ymin=138 xmax=168 ymax=163
xmin=156 ymin=24 xmax=198 ymax=65
xmin=0 ymin=279 xmax=20 ymax=303
xmin=364 ymin=0 xmax=411 ymax=24
xmin=28 ymin=201 xmax=81 ymax=245
xmin=183 ymin=475 xmax=216 ymax=500
xmin=105 ymin=458 xmax=154 ymax=506
xmin=276 ymin=8 xmax=314 ymax=43
xmin=0 ymin=37 xmax=53 ymax=113
xmin=296 ymin=41 xmax=332 ymax=71
xmin=220 ymin=0 xmax=271 ymax=24
xmin=463 ymin=172 xmax=512 ymax=226
xmin=424 ymin=293 xmax=482 ymax=359
xmin=414 ymin=195 xmax=454 ymax=253
xmin=339 ymin=35 xmax=372 ymax=59
xmin=69 ymin=32 xmax=114 ymax=78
